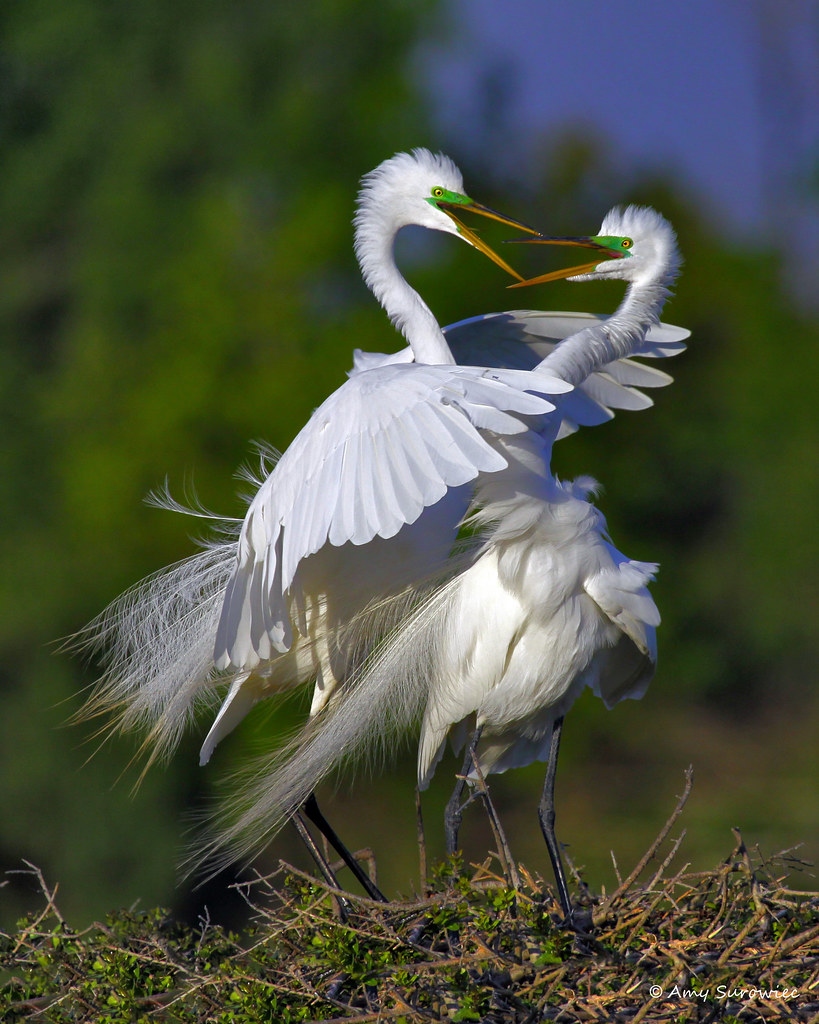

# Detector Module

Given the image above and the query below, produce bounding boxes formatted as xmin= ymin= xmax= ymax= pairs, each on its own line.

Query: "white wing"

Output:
xmin=352 ymin=310 xmax=688 ymax=439
xmin=444 ymin=310 xmax=688 ymax=438
xmin=214 ymin=361 xmax=571 ymax=671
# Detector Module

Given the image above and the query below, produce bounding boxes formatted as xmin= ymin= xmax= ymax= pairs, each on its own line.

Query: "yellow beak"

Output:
xmin=438 ymin=200 xmax=541 ymax=282
xmin=506 ymin=237 xmax=626 ymax=288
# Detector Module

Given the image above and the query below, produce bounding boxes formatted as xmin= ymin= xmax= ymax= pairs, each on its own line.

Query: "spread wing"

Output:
xmin=214 ymin=361 xmax=571 ymax=670
xmin=443 ymin=310 xmax=688 ymax=438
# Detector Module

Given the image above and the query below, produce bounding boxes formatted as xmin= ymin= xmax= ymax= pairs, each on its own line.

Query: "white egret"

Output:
xmin=80 ymin=149 xmax=611 ymax=897
xmin=421 ymin=207 xmax=683 ymax=921
xmin=201 ymin=309 xmax=687 ymax=761
xmin=198 ymin=206 xmax=685 ymax=922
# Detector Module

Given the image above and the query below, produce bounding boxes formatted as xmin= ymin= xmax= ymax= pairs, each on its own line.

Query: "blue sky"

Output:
xmin=423 ymin=0 xmax=818 ymax=237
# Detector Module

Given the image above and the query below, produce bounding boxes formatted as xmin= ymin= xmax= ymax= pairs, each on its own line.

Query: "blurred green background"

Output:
xmin=1 ymin=1 xmax=816 ymax=930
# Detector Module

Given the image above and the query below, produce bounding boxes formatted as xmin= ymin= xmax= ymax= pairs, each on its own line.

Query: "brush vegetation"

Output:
xmin=2 ymin=804 xmax=817 ymax=1023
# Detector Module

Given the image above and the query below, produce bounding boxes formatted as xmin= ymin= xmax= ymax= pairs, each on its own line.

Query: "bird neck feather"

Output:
xmin=540 ymin=265 xmax=677 ymax=386
xmin=354 ymin=204 xmax=454 ymax=365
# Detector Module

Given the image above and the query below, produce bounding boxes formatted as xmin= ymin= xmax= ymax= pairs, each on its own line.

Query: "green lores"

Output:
xmin=426 ymin=185 xmax=472 ymax=207
xmin=589 ymin=234 xmax=634 ymax=254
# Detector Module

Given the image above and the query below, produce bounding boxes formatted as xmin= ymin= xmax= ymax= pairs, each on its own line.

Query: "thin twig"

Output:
xmin=600 ymin=766 xmax=693 ymax=911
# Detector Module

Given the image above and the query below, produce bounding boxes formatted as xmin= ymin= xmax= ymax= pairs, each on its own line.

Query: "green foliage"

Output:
xmin=0 ymin=0 xmax=443 ymax=927
xmin=2 ymin=836 xmax=817 ymax=1022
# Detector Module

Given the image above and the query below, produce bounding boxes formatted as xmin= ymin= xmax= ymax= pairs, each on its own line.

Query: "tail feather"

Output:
xmin=186 ymin=568 xmax=466 ymax=877
xmin=74 ymin=533 xmax=240 ymax=763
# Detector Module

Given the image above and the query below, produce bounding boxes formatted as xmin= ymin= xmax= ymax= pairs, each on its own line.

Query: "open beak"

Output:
xmin=506 ymin=236 xmax=628 ymax=288
xmin=437 ymin=200 xmax=541 ymax=282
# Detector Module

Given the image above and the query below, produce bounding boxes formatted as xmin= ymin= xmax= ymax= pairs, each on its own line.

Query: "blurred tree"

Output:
xmin=0 ymin=0 xmax=447 ymax=927
xmin=1 ymin=0 xmax=816 ymax=932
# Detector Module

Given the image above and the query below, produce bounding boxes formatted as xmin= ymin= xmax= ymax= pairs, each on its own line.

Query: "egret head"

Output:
xmin=354 ymin=149 xmax=537 ymax=281
xmin=566 ymin=206 xmax=680 ymax=286
xmin=509 ymin=205 xmax=680 ymax=290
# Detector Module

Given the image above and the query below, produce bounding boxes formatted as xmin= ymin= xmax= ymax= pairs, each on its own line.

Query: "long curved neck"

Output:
xmin=539 ymin=271 xmax=674 ymax=386
xmin=354 ymin=210 xmax=455 ymax=365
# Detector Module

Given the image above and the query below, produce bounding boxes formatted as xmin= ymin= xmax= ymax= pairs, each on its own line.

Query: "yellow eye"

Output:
xmin=431 ymin=187 xmax=445 ymax=198
xmin=621 ymin=238 xmax=633 ymax=249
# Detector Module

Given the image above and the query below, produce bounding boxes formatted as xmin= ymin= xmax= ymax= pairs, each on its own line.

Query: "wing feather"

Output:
xmin=392 ymin=417 xmax=450 ymax=507
xmin=444 ymin=309 xmax=687 ymax=435
xmin=366 ymin=427 xmax=407 ymax=538
xmin=580 ymin=372 xmax=653 ymax=412
xmin=213 ymin=361 xmax=566 ymax=669
xmin=381 ymin=419 xmax=426 ymax=522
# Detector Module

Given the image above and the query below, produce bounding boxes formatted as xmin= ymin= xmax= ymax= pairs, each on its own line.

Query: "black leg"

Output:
xmin=445 ymin=725 xmax=483 ymax=855
xmin=537 ymin=715 xmax=573 ymax=923
xmin=469 ymin=757 xmax=521 ymax=891
xmin=302 ymin=792 xmax=388 ymax=902
xmin=291 ymin=809 xmax=351 ymax=919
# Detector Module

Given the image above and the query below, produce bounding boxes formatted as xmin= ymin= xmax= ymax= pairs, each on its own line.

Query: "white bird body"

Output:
xmin=416 ymin=430 xmax=658 ymax=786
xmin=83 ymin=305 xmax=683 ymax=773
xmin=202 ymin=307 xmax=685 ymax=761
xmin=407 ymin=205 xmax=682 ymax=790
